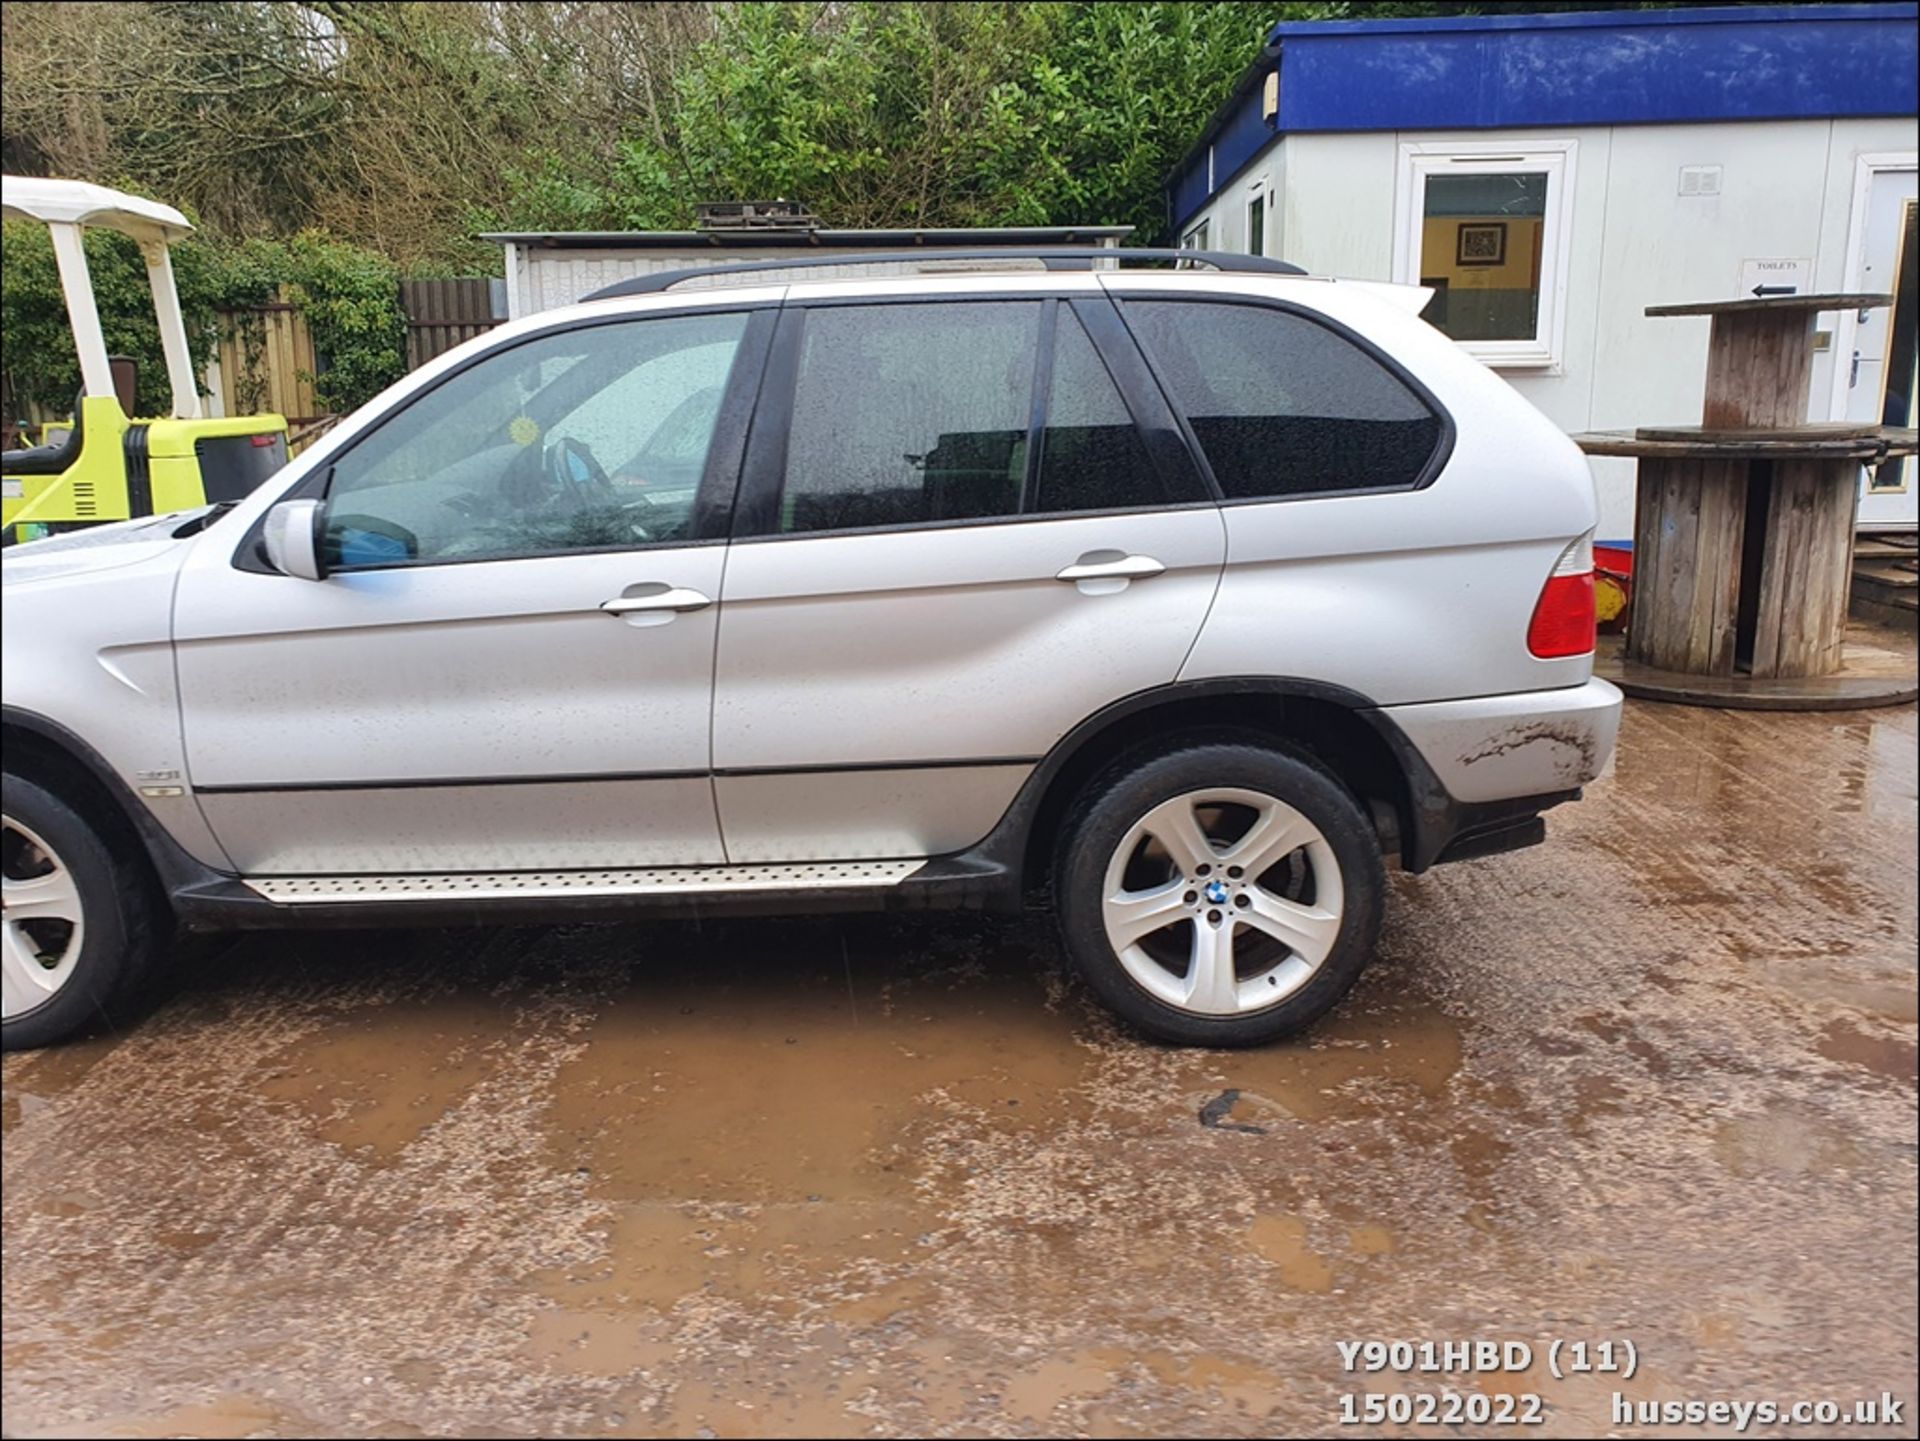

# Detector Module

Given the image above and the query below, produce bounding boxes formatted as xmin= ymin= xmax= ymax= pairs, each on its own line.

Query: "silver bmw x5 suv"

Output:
xmin=2 ymin=248 xmax=1621 ymax=1050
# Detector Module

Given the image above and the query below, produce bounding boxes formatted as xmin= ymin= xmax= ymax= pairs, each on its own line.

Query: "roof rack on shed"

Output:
xmin=581 ymin=246 xmax=1309 ymax=301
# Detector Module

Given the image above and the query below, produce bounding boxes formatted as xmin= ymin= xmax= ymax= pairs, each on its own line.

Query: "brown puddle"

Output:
xmin=1711 ymin=1104 xmax=1871 ymax=1178
xmin=23 ymin=1393 xmax=309 ymax=1439
xmin=521 ymin=943 xmax=1472 ymax=1379
xmin=1182 ymin=981 xmax=1464 ymax=1123
xmin=543 ymin=944 xmax=1093 ymax=1204
xmin=1348 ymin=1221 xmax=1397 ymax=1255
xmin=529 ymin=933 xmax=1096 ymax=1333
xmin=651 ymin=1364 xmax=887 ymax=1440
xmin=527 ymin=1306 xmax=679 ymax=1378
xmin=0 ymin=1032 xmax=123 ymax=1136
xmin=1001 ymin=1349 xmax=1127 ymax=1424
xmin=1815 ymin=1017 xmax=1918 ymax=1082
xmin=1728 ymin=937 xmax=1920 ymax=1023
xmin=1245 ymin=1214 xmax=1335 ymax=1292
xmin=1001 ymin=1345 xmax=1283 ymax=1430
xmin=256 ymin=987 xmax=522 ymax=1160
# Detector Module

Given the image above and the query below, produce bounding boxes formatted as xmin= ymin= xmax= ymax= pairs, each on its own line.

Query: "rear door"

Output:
xmin=1106 ymin=289 xmax=1513 ymax=704
xmin=710 ymin=286 xmax=1226 ymax=863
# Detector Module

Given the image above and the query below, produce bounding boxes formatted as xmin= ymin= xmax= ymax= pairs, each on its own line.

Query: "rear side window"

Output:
xmin=1124 ymin=300 xmax=1444 ymax=500
xmin=779 ymin=302 xmax=1037 ymax=534
xmin=1031 ymin=310 xmax=1162 ymax=514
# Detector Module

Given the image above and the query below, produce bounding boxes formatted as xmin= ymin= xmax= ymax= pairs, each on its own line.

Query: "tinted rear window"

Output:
xmin=1124 ymin=300 xmax=1443 ymax=499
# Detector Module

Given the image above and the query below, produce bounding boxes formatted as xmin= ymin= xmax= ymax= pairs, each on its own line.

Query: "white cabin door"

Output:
xmin=1848 ymin=168 xmax=1917 ymax=530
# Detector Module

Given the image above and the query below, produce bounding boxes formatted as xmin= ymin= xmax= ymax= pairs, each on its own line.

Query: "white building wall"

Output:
xmin=508 ymin=244 xmax=1119 ymax=320
xmin=508 ymin=246 xmax=903 ymax=317
xmin=1179 ymin=116 xmax=1916 ymax=540
xmin=1279 ymin=131 xmax=1397 ymax=279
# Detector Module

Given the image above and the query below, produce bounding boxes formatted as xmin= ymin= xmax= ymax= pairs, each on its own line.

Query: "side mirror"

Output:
xmin=262 ymin=498 xmax=326 ymax=580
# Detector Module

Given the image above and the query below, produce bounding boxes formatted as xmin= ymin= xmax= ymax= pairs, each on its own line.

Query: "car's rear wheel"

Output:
xmin=1055 ymin=742 xmax=1385 ymax=1046
xmin=2 ymin=774 xmax=163 ymax=1051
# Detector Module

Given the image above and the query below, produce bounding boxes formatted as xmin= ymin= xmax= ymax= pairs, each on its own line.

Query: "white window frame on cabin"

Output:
xmin=1182 ymin=219 xmax=1210 ymax=251
xmin=1393 ymin=138 xmax=1577 ymax=371
xmin=1244 ymin=175 xmax=1268 ymax=258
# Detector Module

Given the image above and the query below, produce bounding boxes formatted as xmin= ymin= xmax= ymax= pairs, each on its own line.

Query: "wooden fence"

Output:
xmin=214 ymin=288 xmax=324 ymax=427
xmin=401 ymin=278 xmax=498 ymax=370
xmin=200 ymin=278 xmax=496 ymax=438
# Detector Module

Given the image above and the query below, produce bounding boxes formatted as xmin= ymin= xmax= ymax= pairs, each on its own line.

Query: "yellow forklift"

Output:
xmin=2 ymin=176 xmax=289 ymax=540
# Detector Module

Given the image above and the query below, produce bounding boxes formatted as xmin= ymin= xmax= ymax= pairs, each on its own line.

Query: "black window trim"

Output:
xmin=729 ymin=289 xmax=1213 ymax=546
xmin=1112 ymin=291 xmax=1458 ymax=507
xmin=1017 ymin=299 xmax=1060 ymax=514
xmin=1068 ymin=295 xmax=1215 ymax=505
xmin=232 ymin=302 xmax=779 ymax=575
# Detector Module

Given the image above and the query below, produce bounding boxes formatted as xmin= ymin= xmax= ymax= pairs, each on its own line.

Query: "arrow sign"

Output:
xmin=1740 ymin=258 xmax=1812 ymax=299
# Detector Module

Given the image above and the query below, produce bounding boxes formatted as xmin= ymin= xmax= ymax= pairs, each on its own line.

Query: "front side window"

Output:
xmin=1124 ymin=300 xmax=1444 ymax=500
xmin=1394 ymin=141 xmax=1574 ymax=368
xmin=323 ymin=311 xmax=749 ymax=567
xmin=778 ymin=303 xmax=1038 ymax=534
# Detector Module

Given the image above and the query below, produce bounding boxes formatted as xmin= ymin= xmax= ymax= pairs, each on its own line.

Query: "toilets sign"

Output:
xmin=1739 ymin=257 xmax=1813 ymax=299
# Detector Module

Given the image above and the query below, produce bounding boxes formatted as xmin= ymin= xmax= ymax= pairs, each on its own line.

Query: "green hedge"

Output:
xmin=1 ymin=224 xmax=407 ymax=419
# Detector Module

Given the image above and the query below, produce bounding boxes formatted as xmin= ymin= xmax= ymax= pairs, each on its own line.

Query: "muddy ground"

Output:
xmin=3 ymin=698 xmax=1916 ymax=1439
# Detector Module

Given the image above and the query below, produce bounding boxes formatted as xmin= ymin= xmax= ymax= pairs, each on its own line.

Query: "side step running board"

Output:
xmin=247 ymin=860 xmax=922 ymax=904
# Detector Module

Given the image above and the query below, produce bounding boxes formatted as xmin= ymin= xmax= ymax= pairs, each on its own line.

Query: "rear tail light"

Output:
xmin=1528 ymin=534 xmax=1596 ymax=658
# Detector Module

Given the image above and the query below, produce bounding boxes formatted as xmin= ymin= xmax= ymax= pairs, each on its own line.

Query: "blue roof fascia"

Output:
xmin=1272 ymin=3 xmax=1917 ymax=135
xmin=1266 ymin=2 xmax=1908 ymax=41
xmin=1172 ymin=162 xmax=1216 ymax=233
xmin=1169 ymin=3 xmax=1918 ymax=231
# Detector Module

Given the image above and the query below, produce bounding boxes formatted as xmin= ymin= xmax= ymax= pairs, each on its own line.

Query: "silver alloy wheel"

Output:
xmin=1101 ymin=787 xmax=1343 ymax=1017
xmin=2 ymin=815 xmax=87 ymax=1021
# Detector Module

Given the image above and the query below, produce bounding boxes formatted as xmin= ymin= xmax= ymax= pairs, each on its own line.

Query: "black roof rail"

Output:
xmin=581 ymin=246 xmax=1308 ymax=301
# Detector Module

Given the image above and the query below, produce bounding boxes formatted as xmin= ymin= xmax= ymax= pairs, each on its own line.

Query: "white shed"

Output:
xmin=1166 ymin=4 xmax=1920 ymax=538
xmin=483 ymin=224 xmax=1133 ymax=321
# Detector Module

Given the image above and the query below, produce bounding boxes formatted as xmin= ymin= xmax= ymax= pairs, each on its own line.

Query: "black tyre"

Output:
xmin=2 ymin=773 xmax=166 ymax=1051
xmin=1054 ymin=742 xmax=1385 ymax=1046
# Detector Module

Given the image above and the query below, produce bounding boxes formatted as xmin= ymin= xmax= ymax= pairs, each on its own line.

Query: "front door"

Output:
xmin=1849 ymin=169 xmax=1918 ymax=529
xmin=174 ymin=306 xmax=769 ymax=874
xmin=710 ymin=291 xmax=1226 ymax=863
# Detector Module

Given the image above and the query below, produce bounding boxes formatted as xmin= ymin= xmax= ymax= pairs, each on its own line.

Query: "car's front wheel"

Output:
xmin=2 ymin=774 xmax=163 ymax=1051
xmin=1055 ymin=742 xmax=1385 ymax=1047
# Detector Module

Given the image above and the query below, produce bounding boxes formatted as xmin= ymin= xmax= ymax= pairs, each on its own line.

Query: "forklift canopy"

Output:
xmin=1 ymin=176 xmax=201 ymax=419
xmin=1 ymin=176 xmax=194 ymax=245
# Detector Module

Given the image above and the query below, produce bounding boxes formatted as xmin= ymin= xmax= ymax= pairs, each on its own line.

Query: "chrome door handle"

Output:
xmin=1055 ymin=554 xmax=1166 ymax=583
xmin=601 ymin=586 xmax=712 ymax=615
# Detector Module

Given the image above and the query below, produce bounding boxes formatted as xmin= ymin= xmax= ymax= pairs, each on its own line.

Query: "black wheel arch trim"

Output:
xmin=946 ymin=675 xmax=1485 ymax=884
xmin=1 ymin=706 xmax=230 ymax=899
